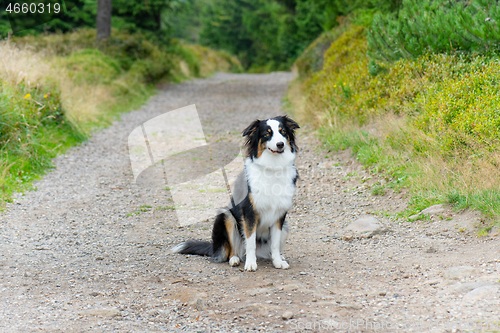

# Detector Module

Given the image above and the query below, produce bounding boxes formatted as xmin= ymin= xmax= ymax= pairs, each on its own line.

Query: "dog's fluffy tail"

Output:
xmin=171 ymin=240 xmax=212 ymax=257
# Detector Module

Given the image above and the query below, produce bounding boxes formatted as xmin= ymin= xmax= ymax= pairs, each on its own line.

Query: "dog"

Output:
xmin=171 ymin=115 xmax=300 ymax=271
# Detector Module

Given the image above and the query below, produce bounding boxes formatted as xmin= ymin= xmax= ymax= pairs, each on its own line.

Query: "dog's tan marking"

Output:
xmin=276 ymin=219 xmax=282 ymax=231
xmin=225 ymin=219 xmax=236 ymax=258
xmin=242 ymin=194 xmax=259 ymax=238
xmin=223 ymin=242 xmax=230 ymax=260
xmin=244 ymin=221 xmax=257 ymax=240
xmin=257 ymin=139 xmax=266 ymax=158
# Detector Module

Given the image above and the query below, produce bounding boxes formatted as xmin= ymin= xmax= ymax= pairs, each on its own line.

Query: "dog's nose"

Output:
xmin=276 ymin=142 xmax=284 ymax=149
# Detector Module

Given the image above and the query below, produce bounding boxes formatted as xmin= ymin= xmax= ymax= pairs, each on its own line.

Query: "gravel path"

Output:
xmin=1 ymin=72 xmax=499 ymax=332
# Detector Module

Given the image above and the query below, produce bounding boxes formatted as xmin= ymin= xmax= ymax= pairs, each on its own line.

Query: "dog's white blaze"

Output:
xmin=245 ymin=159 xmax=296 ymax=227
xmin=266 ymin=119 xmax=287 ymax=151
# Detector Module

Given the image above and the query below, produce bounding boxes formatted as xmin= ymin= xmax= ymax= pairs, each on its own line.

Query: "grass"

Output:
xmin=0 ymin=29 xmax=241 ymax=205
xmin=289 ymin=20 xmax=500 ymax=227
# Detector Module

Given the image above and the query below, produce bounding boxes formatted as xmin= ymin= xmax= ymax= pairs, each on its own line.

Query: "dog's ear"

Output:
xmin=242 ymin=119 xmax=261 ymax=137
xmin=243 ymin=119 xmax=261 ymax=158
xmin=283 ymin=115 xmax=300 ymax=130
xmin=277 ymin=115 xmax=300 ymax=153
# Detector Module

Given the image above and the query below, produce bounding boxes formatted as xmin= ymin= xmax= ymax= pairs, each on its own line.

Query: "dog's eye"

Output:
xmin=280 ymin=129 xmax=286 ymax=135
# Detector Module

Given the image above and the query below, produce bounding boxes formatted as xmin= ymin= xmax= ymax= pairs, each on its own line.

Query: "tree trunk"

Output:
xmin=96 ymin=0 xmax=112 ymax=40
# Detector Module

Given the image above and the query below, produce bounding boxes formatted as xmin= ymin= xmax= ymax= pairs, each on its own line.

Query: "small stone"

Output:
xmin=425 ymin=279 xmax=440 ymax=286
xmin=78 ymin=308 xmax=121 ymax=317
xmin=410 ymin=204 xmax=446 ymax=220
xmin=439 ymin=281 xmax=497 ymax=294
xmin=378 ymin=291 xmax=387 ymax=296
xmin=443 ymin=266 xmax=479 ymax=280
xmin=195 ymin=298 xmax=205 ymax=311
xmin=425 ymin=247 xmax=438 ymax=253
xmin=421 ymin=204 xmax=446 ymax=216
xmin=344 ymin=215 xmax=389 ymax=238
xmin=282 ymin=284 xmax=301 ymax=292
xmin=282 ymin=311 xmax=294 ymax=320
xmin=246 ymin=288 xmax=267 ymax=296
xmin=188 ymin=296 xmax=206 ymax=311
xmin=89 ymin=292 xmax=100 ymax=297
xmin=299 ymin=271 xmax=307 ymax=275
xmin=339 ymin=303 xmax=362 ymax=310
xmin=463 ymin=285 xmax=499 ymax=302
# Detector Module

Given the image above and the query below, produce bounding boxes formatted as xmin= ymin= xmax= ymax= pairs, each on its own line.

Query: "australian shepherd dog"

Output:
xmin=171 ymin=115 xmax=300 ymax=271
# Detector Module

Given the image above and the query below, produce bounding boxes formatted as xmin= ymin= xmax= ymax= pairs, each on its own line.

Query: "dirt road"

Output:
xmin=1 ymin=73 xmax=499 ymax=332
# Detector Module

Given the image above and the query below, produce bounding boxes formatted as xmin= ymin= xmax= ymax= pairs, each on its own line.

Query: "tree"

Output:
xmin=112 ymin=0 xmax=175 ymax=34
xmin=97 ymin=0 xmax=112 ymax=40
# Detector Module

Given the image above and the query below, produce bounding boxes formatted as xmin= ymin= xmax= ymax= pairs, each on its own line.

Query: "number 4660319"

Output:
xmin=6 ymin=2 xmax=61 ymax=14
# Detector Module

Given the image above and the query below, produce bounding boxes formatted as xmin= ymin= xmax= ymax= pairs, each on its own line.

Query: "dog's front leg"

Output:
xmin=243 ymin=210 xmax=258 ymax=271
xmin=244 ymin=231 xmax=257 ymax=271
xmin=271 ymin=220 xmax=289 ymax=269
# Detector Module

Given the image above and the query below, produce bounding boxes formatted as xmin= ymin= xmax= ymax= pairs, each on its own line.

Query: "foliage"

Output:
xmin=293 ymin=22 xmax=500 ymax=222
xmin=368 ymin=0 xmax=500 ymax=61
xmin=293 ymin=24 xmax=349 ymax=78
xmin=0 ymin=0 xmax=403 ymax=70
xmin=0 ymin=30 xmax=240 ymax=204
xmin=198 ymin=0 xmax=350 ymax=70
xmin=0 ymin=0 xmax=179 ymax=39
xmin=413 ymin=57 xmax=500 ymax=153
xmin=164 ymin=0 xmax=204 ymax=43
xmin=0 ymin=74 xmax=86 ymax=201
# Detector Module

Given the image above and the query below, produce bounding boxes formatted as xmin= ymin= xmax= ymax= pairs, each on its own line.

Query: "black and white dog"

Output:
xmin=172 ymin=115 xmax=300 ymax=271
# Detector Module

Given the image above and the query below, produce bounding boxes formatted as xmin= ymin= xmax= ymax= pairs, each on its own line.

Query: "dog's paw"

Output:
xmin=244 ymin=260 xmax=257 ymax=271
xmin=229 ymin=256 xmax=240 ymax=267
xmin=273 ymin=259 xmax=289 ymax=269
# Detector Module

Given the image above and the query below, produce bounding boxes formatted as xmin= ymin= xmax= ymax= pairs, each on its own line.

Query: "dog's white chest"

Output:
xmin=245 ymin=160 xmax=296 ymax=226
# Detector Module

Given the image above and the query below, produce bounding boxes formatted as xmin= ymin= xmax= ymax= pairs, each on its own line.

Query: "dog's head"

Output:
xmin=242 ymin=115 xmax=300 ymax=160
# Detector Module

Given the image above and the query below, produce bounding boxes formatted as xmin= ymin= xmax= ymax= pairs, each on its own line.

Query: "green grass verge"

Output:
xmin=0 ymin=29 xmax=241 ymax=206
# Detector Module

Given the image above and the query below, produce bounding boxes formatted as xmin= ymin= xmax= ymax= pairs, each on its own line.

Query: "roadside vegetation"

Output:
xmin=290 ymin=0 xmax=500 ymax=227
xmin=0 ymin=29 xmax=241 ymax=204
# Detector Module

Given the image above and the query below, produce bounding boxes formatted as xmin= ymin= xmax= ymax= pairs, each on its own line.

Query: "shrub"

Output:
xmin=60 ymin=49 xmax=122 ymax=85
xmin=368 ymin=0 xmax=500 ymax=61
xmin=1 ymin=30 xmax=241 ymax=204
xmin=294 ymin=22 xmax=500 ymax=221
xmin=413 ymin=59 xmax=500 ymax=154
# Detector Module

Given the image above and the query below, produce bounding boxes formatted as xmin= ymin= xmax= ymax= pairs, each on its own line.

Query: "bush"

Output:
xmin=294 ymin=18 xmax=351 ymax=78
xmin=0 ymin=77 xmax=85 ymax=197
xmin=1 ymin=29 xmax=241 ymax=204
xmin=60 ymin=49 xmax=122 ymax=85
xmin=413 ymin=58 xmax=500 ymax=153
xmin=368 ymin=0 xmax=500 ymax=61
xmin=294 ymin=22 xmax=500 ymax=221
